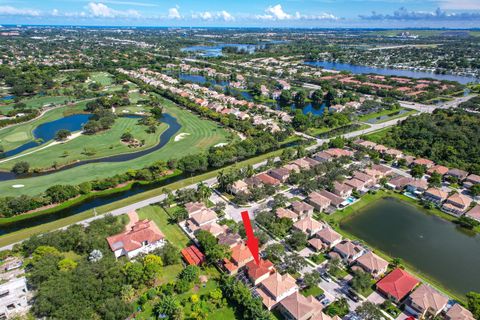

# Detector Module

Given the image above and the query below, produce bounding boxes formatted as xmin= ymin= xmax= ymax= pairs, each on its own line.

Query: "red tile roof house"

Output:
xmin=412 ymin=158 xmax=435 ymax=169
xmin=442 ymin=193 xmax=473 ymax=216
xmin=268 ymin=167 xmax=291 ymax=183
xmin=405 ymin=179 xmax=429 ymax=194
xmin=308 ymin=238 xmax=326 ymax=252
xmin=318 ymin=190 xmax=344 ymax=209
xmin=445 ymin=303 xmax=476 ymax=320
xmin=333 ymin=182 xmax=353 ymax=199
xmin=376 ymin=268 xmax=420 ymax=303
xmin=446 ymin=168 xmax=469 ymax=182
xmin=255 ymin=272 xmax=298 ymax=310
xmin=107 ymin=220 xmax=165 ymax=259
xmin=386 ymin=176 xmax=414 ymax=191
xmin=353 ymin=251 xmax=389 ymax=278
xmin=405 ymin=284 xmax=448 ymax=318
xmin=293 ymin=216 xmax=324 ymax=237
xmin=325 ymin=148 xmax=354 ymax=158
xmin=332 ymin=240 xmax=365 ymax=264
xmin=245 ymin=259 xmax=275 ymax=285
xmin=372 ymin=164 xmax=394 ymax=176
xmin=312 ymin=151 xmax=333 ymax=163
xmin=278 ymin=291 xmax=324 ymax=320
xmin=427 ymin=165 xmax=450 ymax=176
xmin=185 ymin=201 xmax=207 ymax=216
xmin=466 ymin=204 xmax=480 ymax=222
xmin=276 ymin=207 xmax=300 ymax=222
xmin=345 ymin=178 xmax=368 ymax=193
xmin=198 ymin=222 xmax=228 ymax=238
xmin=255 ymin=173 xmax=281 ymax=186
xmin=315 ymin=227 xmax=342 ymax=249
xmin=181 ymin=245 xmax=206 ymax=266
xmin=353 ymin=171 xmax=376 ymax=186
xmin=464 ymin=174 xmax=480 ymax=189
xmin=423 ymin=187 xmax=449 ymax=204
xmin=291 ymin=158 xmax=316 ymax=170
xmin=291 ymin=201 xmax=314 ymax=218
xmin=308 ymin=192 xmax=331 ymax=213
xmin=185 ymin=209 xmax=218 ymax=233
xmin=223 ymin=242 xmax=254 ymax=275
xmin=385 ymin=148 xmax=404 ymax=159
xmin=228 ymin=180 xmax=249 ymax=195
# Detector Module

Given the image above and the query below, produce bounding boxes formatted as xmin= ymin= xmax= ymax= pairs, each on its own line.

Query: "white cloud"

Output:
xmin=192 ymin=10 xmax=234 ymax=21
xmin=51 ymin=9 xmax=59 ymax=16
xmin=86 ymin=2 xmax=140 ymax=18
xmin=256 ymin=4 xmax=338 ymax=21
xmin=168 ymin=7 xmax=181 ymax=19
xmin=0 ymin=6 xmax=41 ymax=16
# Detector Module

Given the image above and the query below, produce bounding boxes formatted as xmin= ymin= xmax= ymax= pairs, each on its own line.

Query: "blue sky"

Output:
xmin=0 ymin=0 xmax=479 ymax=28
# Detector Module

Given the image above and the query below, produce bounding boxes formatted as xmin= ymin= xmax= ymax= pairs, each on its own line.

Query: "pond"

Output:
xmin=0 ymin=113 xmax=181 ymax=181
xmin=1 ymin=114 xmax=91 ymax=158
xmin=181 ymin=41 xmax=287 ymax=57
xmin=340 ymin=198 xmax=480 ymax=296
xmin=305 ymin=61 xmax=478 ymax=85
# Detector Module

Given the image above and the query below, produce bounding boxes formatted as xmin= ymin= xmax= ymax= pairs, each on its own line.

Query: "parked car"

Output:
xmin=321 ymin=298 xmax=331 ymax=306
xmin=316 ymin=293 xmax=326 ymax=301
xmin=345 ymin=289 xmax=359 ymax=302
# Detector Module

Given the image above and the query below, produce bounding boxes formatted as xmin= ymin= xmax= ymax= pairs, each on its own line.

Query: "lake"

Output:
xmin=341 ymin=197 xmax=480 ymax=296
xmin=305 ymin=61 xmax=478 ymax=85
xmin=181 ymin=41 xmax=287 ymax=57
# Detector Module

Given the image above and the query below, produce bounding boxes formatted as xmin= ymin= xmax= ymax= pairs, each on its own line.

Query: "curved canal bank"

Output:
xmin=339 ymin=196 xmax=480 ymax=299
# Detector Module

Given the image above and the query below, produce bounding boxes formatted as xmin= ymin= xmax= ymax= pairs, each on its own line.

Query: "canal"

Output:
xmin=340 ymin=197 xmax=480 ymax=297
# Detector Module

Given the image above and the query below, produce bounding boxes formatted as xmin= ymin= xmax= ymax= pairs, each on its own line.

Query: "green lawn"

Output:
xmin=0 ymin=95 xmax=76 ymax=114
xmin=89 ymin=72 xmax=114 ymax=86
xmin=0 ymin=102 xmax=86 ymax=151
xmin=0 ymin=98 xmax=232 ymax=197
xmin=358 ymin=108 xmax=417 ymax=123
xmin=137 ymin=204 xmax=190 ymax=249
xmin=301 ymin=286 xmax=324 ymax=297
xmin=0 ymin=116 xmax=168 ymax=171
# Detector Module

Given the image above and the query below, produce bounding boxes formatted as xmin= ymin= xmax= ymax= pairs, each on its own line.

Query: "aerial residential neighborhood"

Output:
xmin=0 ymin=1 xmax=480 ymax=320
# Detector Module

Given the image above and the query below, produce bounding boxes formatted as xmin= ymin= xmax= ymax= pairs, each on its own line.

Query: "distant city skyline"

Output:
xmin=0 ymin=0 xmax=479 ymax=28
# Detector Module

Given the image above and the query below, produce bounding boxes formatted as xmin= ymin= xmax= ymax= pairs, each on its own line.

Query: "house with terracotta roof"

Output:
xmin=376 ymin=268 xmax=419 ymax=302
xmin=354 ymin=251 xmax=389 ymax=278
xmin=464 ymin=174 xmax=480 ymax=189
xmin=245 ymin=259 xmax=275 ymax=285
xmin=223 ymin=242 xmax=254 ymax=275
xmin=276 ymin=207 xmax=300 ymax=222
xmin=318 ymin=190 xmax=344 ymax=208
xmin=445 ymin=303 xmax=475 ymax=320
xmin=345 ymin=178 xmax=368 ymax=192
xmin=353 ymin=171 xmax=376 ymax=186
xmin=284 ymin=163 xmax=301 ymax=173
xmin=442 ymin=193 xmax=472 ymax=215
xmin=278 ymin=291 xmax=323 ymax=320
xmin=308 ymin=192 xmax=331 ymax=213
xmin=313 ymin=151 xmax=333 ymax=163
xmin=181 ymin=245 xmax=206 ymax=266
xmin=291 ymin=201 xmax=314 ymax=218
xmin=308 ymin=238 xmax=326 ymax=252
xmin=405 ymin=179 xmax=429 ymax=194
xmin=293 ymin=216 xmax=324 ymax=237
xmin=199 ymin=222 xmax=228 ymax=237
xmin=268 ymin=167 xmax=291 ymax=183
xmin=372 ymin=164 xmax=393 ymax=176
xmin=333 ymin=182 xmax=353 ymax=199
xmin=385 ymin=148 xmax=403 ymax=159
xmin=446 ymin=168 xmax=469 ymax=181
xmin=185 ymin=201 xmax=207 ymax=216
xmin=107 ymin=220 xmax=165 ymax=259
xmin=427 ymin=165 xmax=449 ymax=177
xmin=255 ymin=272 xmax=298 ymax=310
xmin=255 ymin=173 xmax=281 ymax=186
xmin=332 ymin=240 xmax=365 ymax=264
xmin=325 ymin=148 xmax=354 ymax=158
xmin=315 ymin=227 xmax=342 ymax=249
xmin=291 ymin=158 xmax=316 ymax=170
xmin=466 ymin=204 xmax=480 ymax=222
xmin=228 ymin=180 xmax=249 ymax=195
xmin=423 ymin=188 xmax=449 ymax=204
xmin=185 ymin=209 xmax=218 ymax=233
xmin=387 ymin=176 xmax=414 ymax=191
xmin=412 ymin=158 xmax=435 ymax=169
xmin=406 ymin=284 xmax=448 ymax=318
xmin=357 ymin=140 xmax=377 ymax=149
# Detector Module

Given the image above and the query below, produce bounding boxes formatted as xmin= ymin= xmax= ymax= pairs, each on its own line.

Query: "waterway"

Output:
xmin=181 ymin=41 xmax=287 ymax=57
xmin=305 ymin=61 xmax=478 ymax=85
xmin=340 ymin=198 xmax=480 ymax=296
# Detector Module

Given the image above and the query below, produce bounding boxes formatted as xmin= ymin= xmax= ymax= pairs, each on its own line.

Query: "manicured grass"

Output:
xmin=0 ymin=116 xmax=168 ymax=171
xmin=0 ymin=98 xmax=232 ymax=196
xmin=89 ymin=72 xmax=114 ymax=86
xmin=361 ymin=127 xmax=391 ymax=143
xmin=301 ymin=285 xmax=324 ymax=297
xmin=0 ymin=102 xmax=86 ymax=151
xmin=137 ymin=204 xmax=190 ymax=249
xmin=309 ymin=253 xmax=327 ymax=265
xmin=0 ymin=147 xmax=287 ymax=248
xmin=358 ymin=108 xmax=417 ymax=123
xmin=0 ymin=95 xmax=75 ymax=113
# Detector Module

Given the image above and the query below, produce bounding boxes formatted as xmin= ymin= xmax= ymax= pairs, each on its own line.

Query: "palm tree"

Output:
xmin=197 ymin=182 xmax=212 ymax=202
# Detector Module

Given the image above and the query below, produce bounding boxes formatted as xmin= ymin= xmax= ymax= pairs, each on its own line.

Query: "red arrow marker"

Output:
xmin=241 ymin=210 xmax=260 ymax=265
